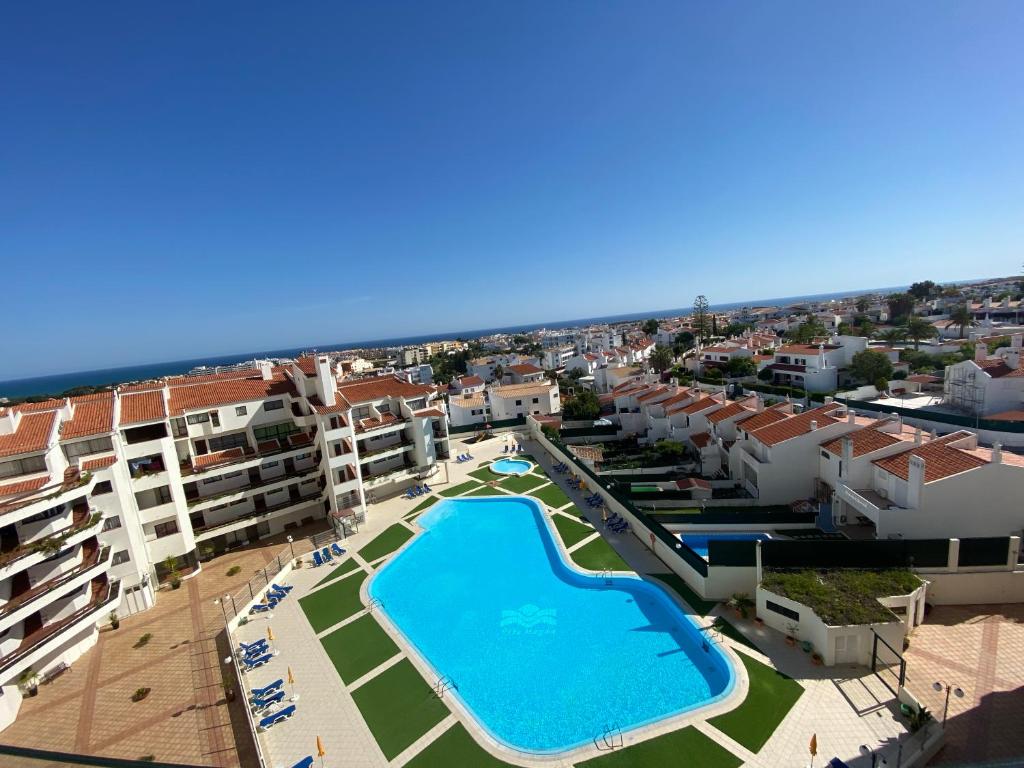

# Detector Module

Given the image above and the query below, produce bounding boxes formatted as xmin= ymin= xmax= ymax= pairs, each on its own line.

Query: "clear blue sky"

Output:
xmin=2 ymin=2 xmax=1022 ymax=377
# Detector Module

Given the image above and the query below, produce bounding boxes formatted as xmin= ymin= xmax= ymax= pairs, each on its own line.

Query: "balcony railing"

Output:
xmin=356 ymin=439 xmax=413 ymax=460
xmin=0 ymin=578 xmax=119 ymax=676
xmin=192 ymin=491 xmax=324 ymax=538
xmin=0 ymin=544 xmax=110 ymax=620
xmin=0 ymin=506 xmax=102 ymax=569
xmin=186 ymin=467 xmax=321 ymax=507
xmin=180 ymin=431 xmax=317 ymax=477
xmin=0 ymin=470 xmax=93 ymax=519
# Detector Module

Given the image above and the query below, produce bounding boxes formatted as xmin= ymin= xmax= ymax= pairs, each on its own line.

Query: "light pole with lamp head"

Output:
xmin=933 ymin=680 xmax=964 ymax=726
xmin=286 ymin=535 xmax=294 ymax=560
xmin=859 ymin=744 xmax=887 ymax=768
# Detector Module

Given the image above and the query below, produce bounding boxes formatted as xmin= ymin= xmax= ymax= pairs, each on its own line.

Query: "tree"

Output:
xmin=854 ymin=318 xmax=876 ymax=337
xmin=905 ymin=316 xmax=938 ymax=350
xmin=886 ymin=293 xmax=916 ymax=324
xmin=785 ymin=315 xmax=829 ymax=343
xmin=726 ymin=357 xmax=756 ymax=377
xmin=724 ymin=322 xmax=752 ymax=338
xmin=493 ymin=364 xmax=505 ymax=382
xmin=837 ymin=321 xmax=852 ymax=336
xmin=649 ymin=345 xmax=674 ymax=373
xmin=851 ymin=349 xmax=893 ymax=385
xmin=757 ymin=366 xmax=774 ymax=381
xmin=673 ymin=331 xmax=695 ymax=358
xmin=876 ymin=327 xmax=906 ymax=345
xmin=641 ymin=318 xmax=660 ymax=337
xmin=562 ymin=390 xmax=601 ymax=421
xmin=855 ymin=296 xmax=870 ymax=313
xmin=908 ymin=281 xmax=939 ymax=300
xmin=945 ymin=305 xmax=975 ymax=339
xmin=692 ymin=295 xmax=711 ymax=343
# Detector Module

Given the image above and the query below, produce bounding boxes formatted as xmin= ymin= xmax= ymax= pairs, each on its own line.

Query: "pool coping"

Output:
xmin=484 ymin=456 xmax=535 ymax=477
xmin=359 ymin=495 xmax=753 ymax=766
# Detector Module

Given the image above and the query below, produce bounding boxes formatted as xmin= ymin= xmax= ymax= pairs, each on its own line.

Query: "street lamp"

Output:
xmin=286 ymin=535 xmax=294 ymax=559
xmin=859 ymin=744 xmax=887 ymax=767
xmin=932 ymin=680 xmax=964 ymax=726
xmin=214 ymin=598 xmax=228 ymax=624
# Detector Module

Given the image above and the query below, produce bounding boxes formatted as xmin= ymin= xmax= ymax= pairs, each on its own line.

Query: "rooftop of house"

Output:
xmin=62 ymin=393 xmax=116 ymax=439
xmin=489 ymin=381 xmax=554 ymax=398
xmin=819 ymin=420 xmax=921 ymax=458
xmin=0 ymin=411 xmax=58 ymax=458
xmin=870 ymin=431 xmax=1013 ymax=483
xmin=120 ymin=390 xmax=167 ymax=426
xmin=747 ymin=404 xmax=846 ymax=447
xmin=706 ymin=401 xmax=753 ymax=424
xmin=334 ymin=375 xmax=435 ymax=405
xmin=507 ymin=363 xmax=543 ymax=375
xmin=456 ymin=375 xmax=485 ymax=387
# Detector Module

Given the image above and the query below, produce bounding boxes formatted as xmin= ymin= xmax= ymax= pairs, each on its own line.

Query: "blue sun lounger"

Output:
xmin=422 ymin=483 xmax=432 ymax=493
xmin=242 ymin=643 xmax=269 ymax=659
xmin=250 ymin=679 xmax=283 ymax=698
xmin=249 ymin=601 xmax=275 ymax=615
xmin=312 ymin=549 xmax=323 ymax=566
xmin=238 ymin=639 xmax=268 ymax=654
xmin=242 ymin=653 xmax=273 ymax=671
xmin=289 ymin=756 xmax=313 ymax=768
xmin=405 ymin=488 xmax=416 ymax=499
xmin=331 ymin=543 xmax=345 ymax=557
xmin=257 ymin=703 xmax=296 ymax=731
xmin=321 ymin=546 xmax=333 ymax=562
xmin=267 ymin=588 xmax=288 ymax=602
xmin=271 ymin=582 xmax=293 ymax=593
xmin=251 ymin=688 xmax=286 ymax=712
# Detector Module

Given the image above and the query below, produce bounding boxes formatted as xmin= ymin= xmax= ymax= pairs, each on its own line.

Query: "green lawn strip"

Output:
xmin=299 ymin=571 xmax=367 ymax=633
xmin=712 ymin=615 xmax=761 ymax=652
xmin=466 ymin=485 xmax=507 ymax=496
xmin=649 ymin=572 xmax=718 ymax=616
xmin=570 ymin=535 xmax=631 ymax=572
xmin=358 ymin=523 xmax=414 ymax=562
xmin=407 ymin=495 xmax=441 ymax=515
xmin=707 ymin=649 xmax=803 ymax=753
xmin=403 ymin=722 xmax=517 ymax=768
xmin=529 ymin=482 xmax=573 ymax=510
xmin=576 ymin=725 xmax=741 ymax=768
xmin=551 ymin=512 xmax=595 ymax=549
xmin=351 ymin=658 xmax=450 ymax=760
xmin=468 ymin=466 xmax=498 ymax=482
xmin=312 ymin=557 xmax=361 ymax=587
xmin=439 ymin=480 xmax=483 ymax=497
xmin=498 ymin=473 xmax=548 ymax=493
xmin=320 ymin=614 xmax=399 ymax=683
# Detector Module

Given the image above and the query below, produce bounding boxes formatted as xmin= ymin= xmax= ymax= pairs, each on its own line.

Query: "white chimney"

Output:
xmin=907 ymin=455 xmax=926 ymax=508
xmin=258 ymin=359 xmax=273 ymax=380
xmin=0 ymin=409 xmax=19 ymax=436
xmin=1012 ymin=333 xmax=1023 ymax=350
xmin=914 ymin=427 xmax=922 ymax=445
xmin=992 ymin=442 xmax=1003 ymax=464
xmin=756 ymin=397 xmax=764 ymax=412
xmin=848 ymin=409 xmax=856 ymax=424
xmin=809 ymin=420 xmax=818 ymax=431
xmin=841 ymin=437 xmax=854 ymax=477
xmin=825 ymin=395 xmax=834 ymax=404
xmin=317 ymin=356 xmax=336 ymax=407
xmin=975 ymin=342 xmax=988 ymax=362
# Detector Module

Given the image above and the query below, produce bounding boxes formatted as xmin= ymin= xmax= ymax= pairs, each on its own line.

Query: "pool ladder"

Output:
xmin=366 ymin=597 xmax=384 ymax=613
xmin=598 ymin=568 xmax=613 ymax=586
xmin=594 ymin=723 xmax=623 ymax=751
xmin=434 ymin=675 xmax=458 ymax=698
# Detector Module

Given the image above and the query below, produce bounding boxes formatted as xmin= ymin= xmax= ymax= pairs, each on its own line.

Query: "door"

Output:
xmin=835 ymin=633 xmax=860 ymax=665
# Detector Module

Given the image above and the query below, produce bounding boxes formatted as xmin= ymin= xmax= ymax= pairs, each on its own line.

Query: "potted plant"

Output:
xmin=18 ymin=668 xmax=39 ymax=697
xmin=109 ymin=611 xmax=120 ymax=630
xmin=221 ymin=672 xmax=235 ymax=703
xmin=801 ymin=640 xmax=813 ymax=653
xmin=909 ymin=706 xmax=933 ymax=734
xmin=753 ymin=615 xmax=764 ymax=628
xmin=727 ymin=593 xmax=754 ymax=619
xmin=131 ymin=686 xmax=151 ymax=702
xmin=199 ymin=544 xmax=215 ymax=563
xmin=164 ymin=556 xmax=181 ymax=589
xmin=784 ymin=622 xmax=798 ymax=646
xmin=811 ymin=652 xmax=823 ymax=666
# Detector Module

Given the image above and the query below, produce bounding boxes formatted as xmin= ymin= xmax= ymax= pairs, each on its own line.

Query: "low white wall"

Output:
xmin=918 ymin=569 xmax=1024 ymax=605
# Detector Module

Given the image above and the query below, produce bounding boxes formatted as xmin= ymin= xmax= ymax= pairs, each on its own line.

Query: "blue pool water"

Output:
xmin=678 ymin=532 xmax=772 ymax=559
xmin=490 ymin=457 xmax=532 ymax=475
xmin=369 ymin=497 xmax=734 ymax=754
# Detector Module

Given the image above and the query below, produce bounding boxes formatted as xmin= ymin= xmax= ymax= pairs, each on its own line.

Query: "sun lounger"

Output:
xmin=312 ymin=549 xmax=324 ymax=567
xmin=249 ymin=603 xmax=273 ymax=615
xmin=250 ymin=679 xmax=283 ymax=698
xmin=414 ymin=485 xmax=424 ymax=495
xmin=242 ymin=653 xmax=273 ymax=670
xmin=422 ymin=483 xmax=431 ymax=492
xmin=239 ymin=639 xmax=268 ymax=654
xmin=289 ymin=758 xmax=314 ymax=768
xmin=405 ymin=488 xmax=416 ymax=499
xmin=251 ymin=689 xmax=286 ymax=712
xmin=502 ymin=445 xmax=508 ymax=453
xmin=271 ymin=583 xmax=293 ymax=593
xmin=331 ymin=543 xmax=345 ymax=557
xmin=257 ymin=703 xmax=296 ymax=731
xmin=321 ymin=546 xmax=333 ymax=562
xmin=243 ymin=642 xmax=270 ymax=659
xmin=267 ymin=588 xmax=288 ymax=601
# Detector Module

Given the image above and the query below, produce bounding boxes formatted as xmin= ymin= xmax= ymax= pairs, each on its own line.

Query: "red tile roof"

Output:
xmin=295 ymin=356 xmax=318 ymax=376
xmin=872 ymin=432 xmax=988 ymax=483
xmin=165 ymin=368 xmax=261 ymax=387
xmin=336 ymin=376 xmax=434 ymax=405
xmin=0 ymin=411 xmax=57 ymax=458
xmin=414 ymin=407 xmax=446 ymax=418
xmin=117 ymin=381 xmax=164 ymax=393
xmin=769 ymin=363 xmax=807 ymax=373
xmin=977 ymin=358 xmax=1024 ymax=378
xmin=690 ymin=432 xmax=713 ymax=448
xmin=356 ymin=412 xmax=402 ymax=432
xmin=458 ymin=375 xmax=484 ymax=387
xmin=508 ymin=363 xmax=543 ymax=375
xmin=2 ymin=399 xmax=64 ymax=414
xmin=0 ymin=476 xmax=49 ymax=498
xmin=120 ymin=390 xmax=167 ymax=425
xmin=62 ymin=394 xmax=115 ymax=439
xmin=168 ymin=376 xmax=296 ymax=415
xmin=820 ymin=425 xmax=904 ymax=458
xmin=748 ymin=404 xmax=845 ymax=447
xmin=988 ymin=409 xmax=1024 ymax=422
xmin=193 ymin=447 xmax=254 ymax=469
xmin=308 ymin=396 xmax=349 ymax=416
xmin=905 ymin=374 xmax=942 ymax=384
xmin=675 ymin=478 xmax=711 ymax=490
xmin=679 ymin=397 xmax=720 ymax=415
xmin=706 ymin=402 xmax=752 ymax=424
xmin=81 ymin=455 xmax=118 ymax=471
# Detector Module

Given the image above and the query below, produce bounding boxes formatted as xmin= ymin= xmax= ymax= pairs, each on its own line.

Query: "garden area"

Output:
xmin=759 ymin=568 xmax=921 ymax=625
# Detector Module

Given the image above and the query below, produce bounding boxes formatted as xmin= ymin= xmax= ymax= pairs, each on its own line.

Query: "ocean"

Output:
xmin=1 ymin=285 xmax=906 ymax=399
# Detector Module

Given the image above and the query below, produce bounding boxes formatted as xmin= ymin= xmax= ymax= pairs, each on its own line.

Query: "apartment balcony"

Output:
xmin=354 ymin=413 xmax=408 ymax=437
xmin=179 ymin=432 xmax=317 ymax=477
xmin=192 ymin=489 xmax=324 ymax=543
xmin=360 ymin=460 xmax=417 ymax=489
xmin=0 ymin=506 xmax=103 ymax=579
xmin=357 ymin=439 xmax=413 ymax=462
xmin=138 ymin=499 xmax=179 ymax=525
xmin=0 ymin=470 xmax=96 ymax=528
xmin=835 ymin=484 xmax=906 ymax=524
xmin=186 ymin=467 xmax=321 ymax=510
xmin=0 ymin=577 xmax=120 ymax=678
xmin=0 ymin=542 xmax=111 ymax=634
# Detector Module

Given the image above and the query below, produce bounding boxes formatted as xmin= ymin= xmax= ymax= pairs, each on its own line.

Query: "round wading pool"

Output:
xmin=490 ymin=457 xmax=532 ymax=475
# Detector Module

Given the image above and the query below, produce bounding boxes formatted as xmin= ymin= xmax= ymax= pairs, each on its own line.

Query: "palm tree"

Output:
xmin=876 ymin=327 xmax=906 ymax=345
xmin=905 ymin=316 xmax=938 ymax=350
xmin=945 ymin=305 xmax=975 ymax=339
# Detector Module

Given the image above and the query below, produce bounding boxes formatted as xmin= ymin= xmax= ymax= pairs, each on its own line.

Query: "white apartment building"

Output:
xmin=543 ymin=346 xmax=576 ymax=370
xmin=466 ymin=354 xmax=541 ymax=383
xmin=504 ymin=364 xmax=546 ymax=384
xmin=447 ymin=380 xmax=561 ymax=428
xmin=0 ymin=357 xmax=449 ymax=730
xmin=575 ymin=329 xmax=623 ymax=354
xmin=943 ymin=336 xmax=1024 ymax=417
xmin=766 ymin=336 xmax=869 ymax=392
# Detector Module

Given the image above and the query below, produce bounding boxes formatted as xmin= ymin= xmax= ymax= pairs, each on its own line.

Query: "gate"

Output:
xmin=870 ymin=629 xmax=906 ymax=696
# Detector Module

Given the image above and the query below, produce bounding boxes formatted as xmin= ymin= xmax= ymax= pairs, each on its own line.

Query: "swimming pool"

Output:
xmin=369 ymin=497 xmax=735 ymax=754
xmin=489 ymin=457 xmax=532 ymax=475
xmin=678 ymin=532 xmax=772 ymax=560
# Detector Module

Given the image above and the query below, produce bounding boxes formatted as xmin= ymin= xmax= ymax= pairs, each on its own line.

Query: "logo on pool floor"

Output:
xmin=501 ymin=604 xmax=557 ymax=634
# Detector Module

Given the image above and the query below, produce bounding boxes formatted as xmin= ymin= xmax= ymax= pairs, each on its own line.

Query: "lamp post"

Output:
xmin=859 ymin=744 xmax=887 ymax=768
xmin=286 ymin=535 xmax=294 ymax=560
xmin=214 ymin=598 xmax=228 ymax=624
xmin=932 ymin=680 xmax=965 ymax=726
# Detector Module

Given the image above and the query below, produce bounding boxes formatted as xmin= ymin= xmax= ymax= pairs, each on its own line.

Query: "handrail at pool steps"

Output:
xmin=594 ymin=723 xmax=623 ymax=751
xmin=434 ymin=674 xmax=458 ymax=698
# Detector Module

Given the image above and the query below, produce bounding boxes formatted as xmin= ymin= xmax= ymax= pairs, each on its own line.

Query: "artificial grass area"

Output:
xmin=358 ymin=523 xmax=414 ymax=563
xmin=466 ymin=485 xmax=506 ymax=496
xmin=712 ymin=615 xmax=761 ymax=652
xmin=708 ymin=649 xmax=803 ymax=753
xmin=468 ymin=466 xmax=498 ymax=482
xmin=570 ymin=535 xmax=631 ymax=572
xmin=529 ymin=482 xmax=573 ymax=509
xmin=299 ymin=571 xmax=367 ymax=633
xmin=320 ymin=613 xmax=399 ymax=683
xmin=551 ymin=512 xmax=595 ymax=549
xmin=649 ymin=572 xmax=718 ymax=616
xmin=577 ymin=725 xmax=741 ymax=768
xmin=312 ymin=556 xmax=360 ymax=587
xmin=351 ymin=658 xmax=450 ymax=760
xmin=440 ymin=480 xmax=483 ymax=497
xmin=498 ymin=473 xmax=548 ymax=493
xmin=403 ymin=723 xmax=516 ymax=768
xmin=409 ymin=495 xmax=441 ymax=514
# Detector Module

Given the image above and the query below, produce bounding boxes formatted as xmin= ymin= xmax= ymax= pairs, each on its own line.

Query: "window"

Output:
xmin=766 ymin=600 xmax=799 ymax=621
xmin=210 ymin=411 xmax=220 ymax=427
xmin=224 ymin=471 xmax=243 ymax=479
xmin=112 ymin=550 xmax=130 ymax=566
xmin=821 ymin=451 xmax=831 ymax=460
xmin=136 ymin=485 xmax=173 ymax=509
xmin=262 ymin=461 xmax=279 ymax=469
xmin=154 ymin=520 xmax=179 ymax=538
xmin=23 ymin=506 xmax=64 ymax=525
xmin=102 ymin=515 xmax=122 ymax=531
xmin=171 ymin=418 xmax=188 ymax=437
xmin=235 ymin=406 xmax=247 ymax=416
xmin=63 ymin=436 xmax=114 ymax=462
xmin=294 ymin=453 xmax=311 ymax=461
xmin=378 ymin=403 xmax=391 ymax=414
xmin=264 ymin=400 xmax=284 ymax=412
xmin=208 ymin=432 xmax=249 ymax=452
xmin=532 ymin=398 xmax=539 ymax=404
xmin=253 ymin=422 xmax=299 ymax=442
xmin=515 ymin=400 xmax=522 ymax=406
xmin=0 ymin=455 xmax=48 ymax=478
xmin=186 ymin=413 xmax=210 ymax=425
xmin=92 ymin=480 xmax=113 ymax=496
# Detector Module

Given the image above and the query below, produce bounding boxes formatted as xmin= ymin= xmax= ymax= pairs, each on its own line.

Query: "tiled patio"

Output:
xmin=903 ymin=603 xmax=1024 ymax=766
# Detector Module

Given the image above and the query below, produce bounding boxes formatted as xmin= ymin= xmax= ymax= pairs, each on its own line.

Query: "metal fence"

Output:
xmin=220 ymin=533 xmax=328 ymax=620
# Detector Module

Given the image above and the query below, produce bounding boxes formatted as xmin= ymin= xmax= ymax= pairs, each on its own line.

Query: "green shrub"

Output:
xmin=226 ymin=565 xmax=241 ymax=577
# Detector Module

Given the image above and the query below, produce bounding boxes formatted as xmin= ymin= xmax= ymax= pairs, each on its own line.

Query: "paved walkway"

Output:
xmin=903 ymin=602 xmax=1024 ymax=766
